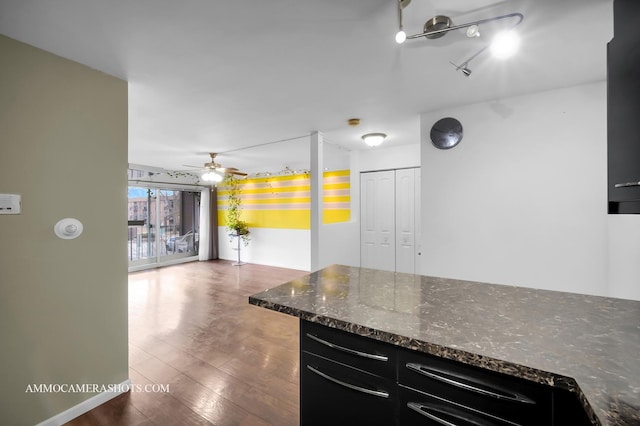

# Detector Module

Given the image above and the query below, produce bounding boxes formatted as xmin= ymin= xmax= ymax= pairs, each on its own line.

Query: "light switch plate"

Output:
xmin=0 ymin=194 xmax=21 ymax=214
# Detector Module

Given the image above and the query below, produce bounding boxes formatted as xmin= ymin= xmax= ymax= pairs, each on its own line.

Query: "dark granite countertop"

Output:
xmin=248 ymin=264 xmax=640 ymax=426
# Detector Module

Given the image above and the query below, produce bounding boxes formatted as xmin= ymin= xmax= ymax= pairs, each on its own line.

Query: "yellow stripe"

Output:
xmin=220 ymin=204 xmax=310 ymax=211
xmin=323 ymin=209 xmax=350 ymax=224
xmin=218 ymin=209 xmax=310 ymax=229
xmin=322 ymin=196 xmax=350 ymax=203
xmin=323 ymin=170 xmax=350 ymax=177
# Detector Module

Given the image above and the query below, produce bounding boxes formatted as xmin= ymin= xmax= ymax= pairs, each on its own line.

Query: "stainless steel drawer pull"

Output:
xmin=407 ymin=402 xmax=517 ymax=426
xmin=614 ymin=181 xmax=640 ymax=188
xmin=306 ymin=333 xmax=389 ymax=361
xmin=406 ymin=363 xmax=535 ymax=405
xmin=306 ymin=365 xmax=390 ymax=398
xmin=407 ymin=402 xmax=459 ymax=426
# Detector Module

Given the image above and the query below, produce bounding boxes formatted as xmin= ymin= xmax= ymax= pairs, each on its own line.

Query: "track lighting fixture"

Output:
xmin=394 ymin=0 xmax=410 ymax=44
xmin=394 ymin=2 xmax=524 ymax=75
xmin=490 ymin=30 xmax=521 ymax=59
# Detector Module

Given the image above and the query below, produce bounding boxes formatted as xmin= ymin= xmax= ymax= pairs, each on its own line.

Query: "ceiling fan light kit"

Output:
xmin=394 ymin=0 xmax=523 ymax=76
xmin=180 ymin=152 xmax=247 ymax=184
xmin=202 ymin=171 xmax=223 ymax=183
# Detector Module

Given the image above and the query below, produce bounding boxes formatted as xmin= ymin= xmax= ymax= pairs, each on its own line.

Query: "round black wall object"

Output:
xmin=430 ymin=117 xmax=463 ymax=149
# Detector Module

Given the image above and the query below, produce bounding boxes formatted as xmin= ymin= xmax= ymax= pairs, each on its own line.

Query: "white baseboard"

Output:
xmin=36 ymin=379 xmax=131 ymax=426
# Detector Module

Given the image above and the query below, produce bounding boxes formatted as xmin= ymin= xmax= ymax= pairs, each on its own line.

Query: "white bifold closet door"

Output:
xmin=361 ymin=170 xmax=395 ymax=272
xmin=360 ymin=168 xmax=419 ymax=274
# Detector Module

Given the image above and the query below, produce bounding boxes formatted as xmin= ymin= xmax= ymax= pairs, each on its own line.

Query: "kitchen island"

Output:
xmin=249 ymin=264 xmax=639 ymax=426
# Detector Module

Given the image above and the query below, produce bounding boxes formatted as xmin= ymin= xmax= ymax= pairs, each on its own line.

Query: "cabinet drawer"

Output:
xmin=400 ymin=385 xmax=523 ymax=426
xmin=301 ymin=351 xmax=396 ymax=426
xmin=398 ymin=349 xmax=552 ymax=425
xmin=301 ymin=320 xmax=396 ymax=377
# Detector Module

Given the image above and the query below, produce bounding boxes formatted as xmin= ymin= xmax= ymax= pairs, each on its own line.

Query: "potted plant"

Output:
xmin=224 ymin=174 xmax=250 ymax=246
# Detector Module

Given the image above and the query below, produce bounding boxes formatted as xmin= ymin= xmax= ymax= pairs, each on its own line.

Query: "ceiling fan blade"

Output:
xmin=181 ymin=164 xmax=204 ymax=169
xmin=227 ymin=170 xmax=247 ymax=176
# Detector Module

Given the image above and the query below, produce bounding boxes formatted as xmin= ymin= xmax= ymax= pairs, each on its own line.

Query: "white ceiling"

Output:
xmin=0 ymin=0 xmax=612 ymax=174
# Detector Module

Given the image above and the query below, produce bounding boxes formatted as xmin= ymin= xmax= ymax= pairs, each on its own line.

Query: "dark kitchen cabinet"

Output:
xmin=300 ymin=321 xmax=396 ymax=426
xmin=301 ymin=319 xmax=397 ymax=377
xmin=398 ymin=348 xmax=553 ymax=426
xmin=301 ymin=351 xmax=396 ymax=426
xmin=399 ymin=385 xmax=520 ymax=426
xmin=299 ymin=320 xmax=593 ymax=425
xmin=552 ymin=387 xmax=595 ymax=425
xmin=608 ymin=0 xmax=640 ymax=214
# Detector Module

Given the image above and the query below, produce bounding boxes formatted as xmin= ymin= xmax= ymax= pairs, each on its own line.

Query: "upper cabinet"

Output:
xmin=608 ymin=0 xmax=640 ymax=214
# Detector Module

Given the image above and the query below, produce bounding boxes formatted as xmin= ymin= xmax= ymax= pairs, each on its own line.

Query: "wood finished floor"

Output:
xmin=65 ymin=260 xmax=307 ymax=426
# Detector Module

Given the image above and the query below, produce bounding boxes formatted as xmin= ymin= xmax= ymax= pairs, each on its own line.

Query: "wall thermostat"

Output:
xmin=0 ymin=194 xmax=21 ymax=214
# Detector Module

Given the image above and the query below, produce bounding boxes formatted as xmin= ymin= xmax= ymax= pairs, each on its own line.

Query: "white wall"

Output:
xmin=318 ymin=221 xmax=360 ymax=269
xmin=420 ymin=82 xmax=612 ymax=297
xmin=316 ymin=143 xmax=421 ymax=270
xmin=218 ymin=227 xmax=310 ymax=271
xmin=607 ymin=216 xmax=640 ymax=300
xmin=358 ymin=143 xmax=421 ymax=172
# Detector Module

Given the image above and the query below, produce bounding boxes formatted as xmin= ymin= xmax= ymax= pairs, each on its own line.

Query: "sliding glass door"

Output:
xmin=128 ymin=186 xmax=200 ymax=269
xmin=128 ymin=187 xmax=157 ymax=266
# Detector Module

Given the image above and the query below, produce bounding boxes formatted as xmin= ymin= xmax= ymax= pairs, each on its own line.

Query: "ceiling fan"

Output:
xmin=182 ymin=153 xmax=247 ymax=182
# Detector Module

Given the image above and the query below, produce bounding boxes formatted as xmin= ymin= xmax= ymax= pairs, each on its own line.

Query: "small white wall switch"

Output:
xmin=0 ymin=194 xmax=21 ymax=214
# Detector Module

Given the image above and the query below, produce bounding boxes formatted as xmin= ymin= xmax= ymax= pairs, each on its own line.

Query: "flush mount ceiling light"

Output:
xmin=394 ymin=1 xmax=523 ymax=76
xmin=362 ymin=133 xmax=387 ymax=147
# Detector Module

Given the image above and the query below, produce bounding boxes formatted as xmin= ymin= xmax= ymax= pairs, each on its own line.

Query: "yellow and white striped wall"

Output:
xmin=217 ymin=170 xmax=350 ymax=229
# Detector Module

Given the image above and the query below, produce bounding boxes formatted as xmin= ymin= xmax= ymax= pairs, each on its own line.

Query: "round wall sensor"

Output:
xmin=54 ymin=218 xmax=84 ymax=240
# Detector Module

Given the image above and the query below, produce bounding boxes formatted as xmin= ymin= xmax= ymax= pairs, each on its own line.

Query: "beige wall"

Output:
xmin=0 ymin=35 xmax=128 ymax=424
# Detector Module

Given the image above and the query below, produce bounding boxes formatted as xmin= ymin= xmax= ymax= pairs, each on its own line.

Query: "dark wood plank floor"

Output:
xmin=65 ymin=260 xmax=307 ymax=426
